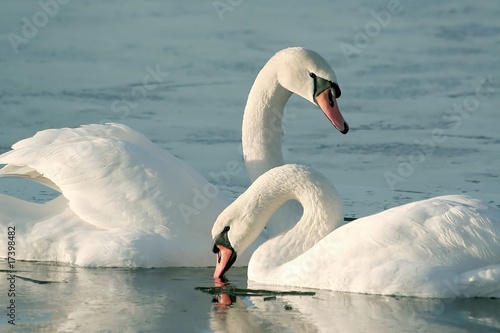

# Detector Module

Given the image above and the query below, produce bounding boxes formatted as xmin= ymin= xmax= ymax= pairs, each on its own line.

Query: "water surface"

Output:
xmin=2 ymin=261 xmax=499 ymax=332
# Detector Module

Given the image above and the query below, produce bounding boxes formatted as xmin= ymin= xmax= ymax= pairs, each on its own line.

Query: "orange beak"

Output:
xmin=316 ymin=88 xmax=349 ymax=134
xmin=213 ymin=245 xmax=236 ymax=278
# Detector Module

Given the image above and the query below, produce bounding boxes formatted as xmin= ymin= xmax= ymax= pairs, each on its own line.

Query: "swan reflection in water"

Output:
xmin=212 ymin=278 xmax=236 ymax=306
xmin=210 ymin=278 xmax=500 ymax=333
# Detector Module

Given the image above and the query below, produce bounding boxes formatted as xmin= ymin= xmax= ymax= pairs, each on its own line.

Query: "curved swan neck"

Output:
xmin=241 ymin=47 xmax=342 ymax=182
xmin=231 ymin=165 xmax=343 ymax=264
xmin=241 ymin=59 xmax=292 ymax=182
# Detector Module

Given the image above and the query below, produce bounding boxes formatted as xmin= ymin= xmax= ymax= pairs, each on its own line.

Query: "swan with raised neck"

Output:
xmin=242 ymin=47 xmax=348 ymax=181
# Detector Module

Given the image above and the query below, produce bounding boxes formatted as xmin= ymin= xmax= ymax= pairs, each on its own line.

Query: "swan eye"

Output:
xmin=328 ymin=89 xmax=335 ymax=107
xmin=223 ymin=226 xmax=230 ymax=233
xmin=309 ymin=72 xmax=317 ymax=78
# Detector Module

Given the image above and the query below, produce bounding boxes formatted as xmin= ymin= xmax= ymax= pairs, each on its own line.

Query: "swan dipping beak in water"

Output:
xmin=212 ymin=164 xmax=500 ymax=298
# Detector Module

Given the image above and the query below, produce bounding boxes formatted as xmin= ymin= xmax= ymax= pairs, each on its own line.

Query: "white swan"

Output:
xmin=211 ymin=164 xmax=500 ymax=298
xmin=0 ymin=47 xmax=348 ymax=267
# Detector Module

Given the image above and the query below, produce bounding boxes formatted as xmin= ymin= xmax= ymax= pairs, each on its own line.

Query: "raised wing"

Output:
xmin=0 ymin=123 xmax=225 ymax=232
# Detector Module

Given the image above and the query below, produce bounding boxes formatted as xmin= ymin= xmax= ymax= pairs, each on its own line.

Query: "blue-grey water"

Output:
xmin=1 ymin=0 xmax=499 ymax=332
xmin=1 ymin=261 xmax=500 ymax=333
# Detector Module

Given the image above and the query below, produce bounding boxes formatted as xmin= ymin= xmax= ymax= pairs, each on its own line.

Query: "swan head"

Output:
xmin=211 ymin=196 xmax=264 ymax=278
xmin=212 ymin=225 xmax=237 ymax=278
xmin=274 ymin=47 xmax=349 ymax=134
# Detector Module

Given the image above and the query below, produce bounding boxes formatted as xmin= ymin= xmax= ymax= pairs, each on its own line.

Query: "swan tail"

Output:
xmin=0 ymin=193 xmax=56 ymax=258
xmin=0 ymin=193 xmax=89 ymax=264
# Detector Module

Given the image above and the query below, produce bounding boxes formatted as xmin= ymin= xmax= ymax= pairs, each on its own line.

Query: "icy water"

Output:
xmin=1 ymin=0 xmax=500 ymax=332
xmin=1 ymin=262 xmax=500 ymax=332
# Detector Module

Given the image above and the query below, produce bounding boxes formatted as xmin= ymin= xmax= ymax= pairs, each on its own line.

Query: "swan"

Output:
xmin=211 ymin=164 xmax=500 ymax=298
xmin=0 ymin=47 xmax=348 ymax=267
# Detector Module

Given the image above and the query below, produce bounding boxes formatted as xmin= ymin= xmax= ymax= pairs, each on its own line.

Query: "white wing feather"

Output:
xmin=0 ymin=123 xmax=224 ymax=231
